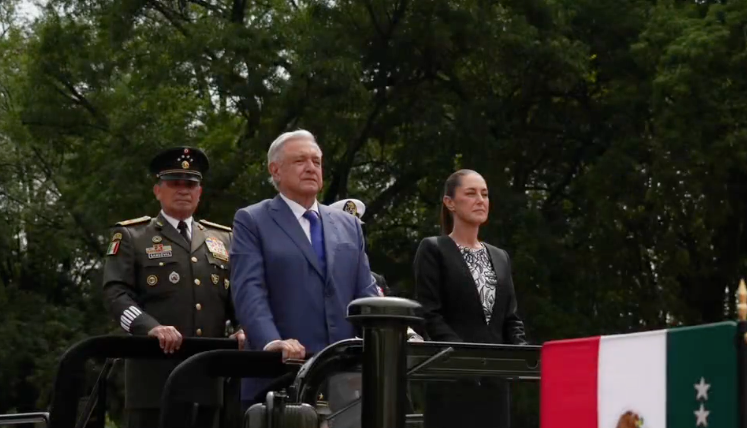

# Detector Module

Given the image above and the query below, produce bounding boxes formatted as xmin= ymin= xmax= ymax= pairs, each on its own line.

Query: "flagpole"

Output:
xmin=737 ymin=279 xmax=747 ymax=428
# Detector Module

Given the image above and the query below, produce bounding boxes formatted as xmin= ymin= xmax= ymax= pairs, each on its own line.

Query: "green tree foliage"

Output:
xmin=2 ymin=0 xmax=747 ymax=425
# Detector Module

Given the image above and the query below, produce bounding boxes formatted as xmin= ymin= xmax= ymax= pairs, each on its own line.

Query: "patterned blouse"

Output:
xmin=458 ymin=243 xmax=497 ymax=324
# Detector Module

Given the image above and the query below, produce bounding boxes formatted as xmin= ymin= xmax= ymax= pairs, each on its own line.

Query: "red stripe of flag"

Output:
xmin=540 ymin=336 xmax=601 ymax=428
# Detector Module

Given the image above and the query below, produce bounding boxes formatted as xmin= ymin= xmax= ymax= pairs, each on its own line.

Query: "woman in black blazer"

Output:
xmin=413 ymin=169 xmax=527 ymax=428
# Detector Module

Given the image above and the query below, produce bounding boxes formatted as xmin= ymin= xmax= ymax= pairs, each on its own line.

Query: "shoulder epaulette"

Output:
xmin=115 ymin=216 xmax=152 ymax=227
xmin=199 ymin=219 xmax=232 ymax=232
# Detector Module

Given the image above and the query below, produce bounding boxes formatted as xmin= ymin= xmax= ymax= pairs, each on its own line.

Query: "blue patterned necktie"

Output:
xmin=303 ymin=210 xmax=326 ymax=275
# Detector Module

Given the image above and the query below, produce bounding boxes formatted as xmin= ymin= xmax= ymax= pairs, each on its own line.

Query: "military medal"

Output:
xmin=205 ymin=237 xmax=229 ymax=261
xmin=211 ymin=274 xmax=219 ymax=285
xmin=152 ymin=236 xmax=162 ymax=243
xmin=146 ymin=243 xmax=173 ymax=259
xmin=147 ymin=275 xmax=158 ymax=286
xmin=112 ymin=233 xmax=123 ymax=241
xmin=169 ymin=272 xmax=180 ymax=284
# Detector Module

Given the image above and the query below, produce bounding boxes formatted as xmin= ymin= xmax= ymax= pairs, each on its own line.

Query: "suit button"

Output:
xmin=159 ymin=262 xmax=164 ymax=266
xmin=194 ymin=279 xmax=201 ymax=285
xmin=195 ymin=303 xmax=202 ymax=311
xmin=191 ymin=257 xmax=198 ymax=263
xmin=196 ymin=329 xmax=202 ymax=336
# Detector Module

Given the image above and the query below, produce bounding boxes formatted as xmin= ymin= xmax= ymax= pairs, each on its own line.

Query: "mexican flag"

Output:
xmin=540 ymin=321 xmax=737 ymax=428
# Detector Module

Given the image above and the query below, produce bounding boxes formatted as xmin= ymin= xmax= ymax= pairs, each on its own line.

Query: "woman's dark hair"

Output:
xmin=440 ymin=169 xmax=479 ymax=235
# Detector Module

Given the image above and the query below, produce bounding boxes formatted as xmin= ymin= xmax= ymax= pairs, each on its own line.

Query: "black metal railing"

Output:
xmin=0 ymin=412 xmax=50 ymax=427
xmin=290 ymin=339 xmax=541 ymax=404
xmin=406 ymin=341 xmax=541 ymax=380
xmin=73 ymin=358 xmax=116 ymax=428
xmin=22 ymin=297 xmax=747 ymax=428
xmin=291 ymin=338 xmax=363 ymax=404
xmin=15 ymin=300 xmax=543 ymax=428
xmin=286 ymin=337 xmax=540 ymax=428
xmin=48 ymin=335 xmax=241 ymax=428
xmin=158 ymin=349 xmax=303 ymax=428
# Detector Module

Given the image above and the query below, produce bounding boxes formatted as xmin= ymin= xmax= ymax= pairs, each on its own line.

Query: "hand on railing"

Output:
xmin=265 ymin=339 xmax=306 ymax=361
xmin=148 ymin=325 xmax=183 ymax=353
xmin=229 ymin=328 xmax=246 ymax=349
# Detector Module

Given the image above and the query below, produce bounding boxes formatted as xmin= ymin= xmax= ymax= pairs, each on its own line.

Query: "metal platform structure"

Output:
xmin=7 ymin=286 xmax=747 ymax=428
xmin=0 ymin=297 xmax=542 ymax=428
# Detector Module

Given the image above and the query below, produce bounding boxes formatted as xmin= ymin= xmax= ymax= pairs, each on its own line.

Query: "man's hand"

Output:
xmin=266 ymin=339 xmax=306 ymax=361
xmin=229 ymin=329 xmax=246 ymax=349
xmin=148 ymin=325 xmax=183 ymax=354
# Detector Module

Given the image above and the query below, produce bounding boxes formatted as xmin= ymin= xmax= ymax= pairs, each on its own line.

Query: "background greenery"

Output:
xmin=2 ymin=0 xmax=747 ymax=426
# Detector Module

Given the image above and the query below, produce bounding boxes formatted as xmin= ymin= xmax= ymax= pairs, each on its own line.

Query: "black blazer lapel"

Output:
xmin=319 ymin=205 xmax=339 ymax=283
xmin=155 ymin=213 xmax=190 ymax=252
xmin=485 ymin=245 xmax=508 ymax=327
xmin=268 ymin=195 xmax=324 ymax=279
xmin=437 ymin=236 xmax=485 ymax=322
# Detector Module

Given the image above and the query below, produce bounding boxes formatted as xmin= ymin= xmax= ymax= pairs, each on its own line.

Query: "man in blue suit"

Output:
xmin=230 ymin=129 xmax=379 ymax=409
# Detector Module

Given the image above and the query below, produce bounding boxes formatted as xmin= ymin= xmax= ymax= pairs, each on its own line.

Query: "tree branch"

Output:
xmin=323 ymin=95 xmax=387 ymax=203
xmin=46 ymin=74 xmax=109 ymax=129
xmin=188 ymin=0 xmax=227 ymax=16
xmin=362 ymin=170 xmax=422 ymax=223
xmin=29 ymin=146 xmax=105 ymax=258
xmin=0 ymin=190 xmax=61 ymax=228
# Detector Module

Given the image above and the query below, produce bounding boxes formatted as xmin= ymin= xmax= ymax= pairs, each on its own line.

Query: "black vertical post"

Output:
xmin=738 ymin=321 xmax=747 ymax=428
xmin=347 ymin=297 xmax=423 ymax=428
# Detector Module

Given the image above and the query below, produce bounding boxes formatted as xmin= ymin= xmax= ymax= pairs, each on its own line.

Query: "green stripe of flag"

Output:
xmin=667 ymin=321 xmax=737 ymax=428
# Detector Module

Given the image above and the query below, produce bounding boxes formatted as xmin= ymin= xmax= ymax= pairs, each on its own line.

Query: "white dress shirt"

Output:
xmin=160 ymin=210 xmax=193 ymax=240
xmin=279 ymin=193 xmax=319 ymax=243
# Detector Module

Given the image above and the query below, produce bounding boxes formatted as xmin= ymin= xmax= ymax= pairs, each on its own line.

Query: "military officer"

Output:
xmin=102 ymin=146 xmax=245 ymax=428
xmin=328 ymin=198 xmax=391 ymax=295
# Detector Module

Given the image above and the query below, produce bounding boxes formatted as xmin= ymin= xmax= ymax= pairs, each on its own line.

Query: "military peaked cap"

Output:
xmin=149 ymin=146 xmax=209 ymax=182
xmin=329 ymin=198 xmax=366 ymax=223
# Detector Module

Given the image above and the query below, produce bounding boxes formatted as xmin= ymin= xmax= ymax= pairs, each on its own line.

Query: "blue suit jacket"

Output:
xmin=230 ymin=194 xmax=378 ymax=400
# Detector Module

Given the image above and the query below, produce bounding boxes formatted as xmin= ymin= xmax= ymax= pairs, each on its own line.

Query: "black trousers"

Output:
xmin=126 ymin=403 xmax=219 ymax=428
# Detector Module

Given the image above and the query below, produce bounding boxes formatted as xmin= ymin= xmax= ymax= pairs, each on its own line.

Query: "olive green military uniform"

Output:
xmin=102 ymin=213 xmax=236 ymax=414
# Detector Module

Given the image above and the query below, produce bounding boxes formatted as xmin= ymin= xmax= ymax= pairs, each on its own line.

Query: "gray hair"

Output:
xmin=267 ymin=129 xmax=322 ymax=188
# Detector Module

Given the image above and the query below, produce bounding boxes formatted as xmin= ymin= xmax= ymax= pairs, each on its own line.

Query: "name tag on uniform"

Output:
xmin=146 ymin=243 xmax=173 ymax=259
xmin=206 ymin=237 xmax=229 ymax=262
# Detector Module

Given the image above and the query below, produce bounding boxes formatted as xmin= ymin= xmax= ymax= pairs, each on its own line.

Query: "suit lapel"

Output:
xmin=438 ymin=236 xmax=486 ymax=322
xmin=319 ymin=205 xmax=339 ymax=283
xmin=191 ymin=220 xmax=206 ymax=254
xmin=485 ymin=245 xmax=507 ymax=327
xmin=268 ymin=195 xmax=324 ymax=279
xmin=155 ymin=213 xmax=190 ymax=252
